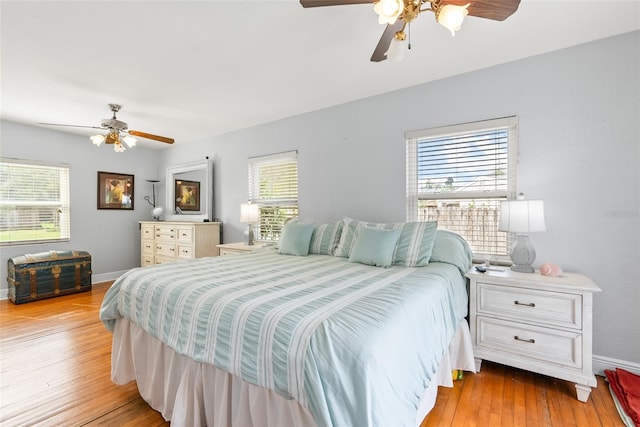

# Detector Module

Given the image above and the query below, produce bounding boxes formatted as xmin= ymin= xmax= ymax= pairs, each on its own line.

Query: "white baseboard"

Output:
xmin=593 ymin=354 xmax=640 ymax=376
xmin=92 ymin=270 xmax=128 ymax=284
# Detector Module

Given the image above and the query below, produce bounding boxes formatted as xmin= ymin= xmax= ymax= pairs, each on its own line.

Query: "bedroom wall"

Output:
xmin=157 ymin=31 xmax=640 ymax=366
xmin=1 ymin=31 xmax=637 ymax=366
xmin=0 ymin=121 xmax=162 ymax=291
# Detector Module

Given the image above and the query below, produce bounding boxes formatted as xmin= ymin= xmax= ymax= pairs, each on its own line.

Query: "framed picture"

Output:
xmin=97 ymin=171 xmax=134 ymax=210
xmin=175 ymin=179 xmax=200 ymax=211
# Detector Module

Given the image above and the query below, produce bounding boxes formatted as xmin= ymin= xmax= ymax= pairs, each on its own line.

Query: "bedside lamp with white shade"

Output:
xmin=498 ymin=194 xmax=546 ymax=273
xmin=240 ymin=203 xmax=260 ymax=246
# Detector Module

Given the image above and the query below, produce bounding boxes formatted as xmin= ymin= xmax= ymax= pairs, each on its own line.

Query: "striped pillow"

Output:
xmin=309 ymin=222 xmax=343 ymax=255
xmin=334 ymin=217 xmax=438 ymax=267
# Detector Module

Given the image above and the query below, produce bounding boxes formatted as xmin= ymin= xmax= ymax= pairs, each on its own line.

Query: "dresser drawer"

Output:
xmin=141 ymin=255 xmax=154 ymax=267
xmin=155 ymin=225 xmax=177 ymax=242
xmin=154 ymin=256 xmax=176 ymax=265
xmin=177 ymin=245 xmax=193 ymax=258
xmin=477 ymin=282 xmax=581 ymax=329
xmin=176 ymin=227 xmax=194 ymax=243
xmin=141 ymin=224 xmax=155 ymax=240
xmin=476 ymin=316 xmax=582 ymax=369
xmin=155 ymin=242 xmax=177 ymax=257
xmin=141 ymin=239 xmax=155 ymax=255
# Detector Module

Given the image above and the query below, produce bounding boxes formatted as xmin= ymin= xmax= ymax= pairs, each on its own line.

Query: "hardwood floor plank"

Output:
xmin=0 ymin=282 xmax=626 ymax=426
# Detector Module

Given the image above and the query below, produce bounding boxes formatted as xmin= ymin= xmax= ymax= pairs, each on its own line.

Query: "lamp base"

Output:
xmin=244 ymin=224 xmax=255 ymax=246
xmin=509 ymin=234 xmax=536 ymax=273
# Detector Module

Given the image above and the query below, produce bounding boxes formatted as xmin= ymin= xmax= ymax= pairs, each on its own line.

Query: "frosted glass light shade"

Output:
xmin=90 ymin=134 xmax=105 ymax=146
xmin=436 ymin=3 xmax=469 ymax=36
xmin=240 ymin=203 xmax=259 ymax=223
xmin=385 ymin=37 xmax=406 ymax=62
xmin=374 ymin=0 xmax=404 ymax=24
xmin=123 ymin=135 xmax=137 ymax=147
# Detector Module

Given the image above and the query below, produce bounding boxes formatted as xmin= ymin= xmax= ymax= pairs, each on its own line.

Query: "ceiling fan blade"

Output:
xmin=128 ymin=130 xmax=175 ymax=144
xmin=38 ymin=123 xmax=103 ymax=130
xmin=444 ymin=0 xmax=521 ymax=21
xmin=370 ymin=19 xmax=405 ymax=62
xmin=300 ymin=0 xmax=373 ymax=7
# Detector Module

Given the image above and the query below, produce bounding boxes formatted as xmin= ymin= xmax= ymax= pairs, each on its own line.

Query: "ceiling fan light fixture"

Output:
xmin=123 ymin=135 xmax=137 ymax=148
xmin=113 ymin=141 xmax=126 ymax=153
xmin=90 ymin=134 xmax=106 ymax=146
xmin=436 ymin=3 xmax=470 ymax=36
xmin=374 ymin=0 xmax=404 ymax=25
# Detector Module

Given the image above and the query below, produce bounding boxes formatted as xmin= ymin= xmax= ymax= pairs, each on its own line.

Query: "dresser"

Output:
xmin=466 ymin=267 xmax=601 ymax=402
xmin=140 ymin=221 xmax=221 ymax=266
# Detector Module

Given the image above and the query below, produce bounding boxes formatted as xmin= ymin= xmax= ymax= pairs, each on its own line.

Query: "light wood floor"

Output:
xmin=0 ymin=282 xmax=623 ymax=426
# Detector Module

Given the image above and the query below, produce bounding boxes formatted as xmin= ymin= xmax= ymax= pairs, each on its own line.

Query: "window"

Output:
xmin=248 ymin=151 xmax=298 ymax=241
xmin=406 ymin=117 xmax=517 ymax=258
xmin=0 ymin=158 xmax=70 ymax=245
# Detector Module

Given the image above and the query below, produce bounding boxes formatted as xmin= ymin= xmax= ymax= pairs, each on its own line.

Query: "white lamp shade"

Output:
xmin=240 ymin=203 xmax=260 ymax=223
xmin=498 ymin=200 xmax=546 ymax=234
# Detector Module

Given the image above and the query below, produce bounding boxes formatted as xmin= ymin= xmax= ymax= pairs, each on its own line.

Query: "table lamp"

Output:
xmin=240 ymin=203 xmax=260 ymax=245
xmin=498 ymin=194 xmax=546 ymax=273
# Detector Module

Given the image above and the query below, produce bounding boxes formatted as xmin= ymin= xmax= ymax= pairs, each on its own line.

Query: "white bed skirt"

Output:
xmin=110 ymin=318 xmax=476 ymax=427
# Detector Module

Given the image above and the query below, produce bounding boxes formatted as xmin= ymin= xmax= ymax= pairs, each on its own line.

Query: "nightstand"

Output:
xmin=217 ymin=242 xmax=271 ymax=256
xmin=466 ymin=267 xmax=601 ymax=402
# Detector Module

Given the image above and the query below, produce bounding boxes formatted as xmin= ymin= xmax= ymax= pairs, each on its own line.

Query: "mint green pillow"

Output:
xmin=278 ymin=222 xmax=315 ymax=256
xmin=349 ymin=225 xmax=402 ymax=267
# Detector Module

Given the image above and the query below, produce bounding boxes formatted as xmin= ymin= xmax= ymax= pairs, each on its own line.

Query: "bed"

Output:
xmin=100 ymin=219 xmax=476 ymax=426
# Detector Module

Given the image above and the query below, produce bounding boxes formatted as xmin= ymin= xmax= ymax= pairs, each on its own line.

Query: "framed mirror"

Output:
xmin=164 ymin=159 xmax=213 ymax=222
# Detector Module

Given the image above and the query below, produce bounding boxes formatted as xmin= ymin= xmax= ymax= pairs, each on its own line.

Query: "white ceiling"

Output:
xmin=1 ymin=1 xmax=639 ymax=149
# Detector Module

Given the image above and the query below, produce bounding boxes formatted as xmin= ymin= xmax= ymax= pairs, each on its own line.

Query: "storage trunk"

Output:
xmin=7 ymin=250 xmax=92 ymax=304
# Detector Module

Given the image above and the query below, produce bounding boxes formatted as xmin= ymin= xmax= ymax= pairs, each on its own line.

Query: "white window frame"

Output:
xmin=248 ymin=150 xmax=298 ymax=241
xmin=1 ymin=158 xmax=71 ymax=246
xmin=406 ymin=117 xmax=518 ymax=259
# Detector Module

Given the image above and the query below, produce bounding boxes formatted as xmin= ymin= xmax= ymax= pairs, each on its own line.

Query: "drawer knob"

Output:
xmin=514 ymin=336 xmax=535 ymax=344
xmin=514 ymin=300 xmax=535 ymax=307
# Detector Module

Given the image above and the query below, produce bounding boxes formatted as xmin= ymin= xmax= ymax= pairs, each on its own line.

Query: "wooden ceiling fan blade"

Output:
xmin=444 ymin=0 xmax=521 ymax=21
xmin=300 ymin=0 xmax=373 ymax=7
xmin=38 ymin=123 xmax=104 ymax=130
xmin=128 ymin=130 xmax=175 ymax=144
xmin=370 ymin=19 xmax=405 ymax=62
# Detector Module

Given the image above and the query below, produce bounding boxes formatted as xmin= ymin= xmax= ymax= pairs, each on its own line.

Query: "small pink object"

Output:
xmin=540 ymin=263 xmax=563 ymax=277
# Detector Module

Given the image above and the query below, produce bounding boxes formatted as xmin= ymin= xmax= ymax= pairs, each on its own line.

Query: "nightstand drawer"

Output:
xmin=477 ymin=317 xmax=582 ymax=369
xmin=477 ymin=282 xmax=581 ymax=329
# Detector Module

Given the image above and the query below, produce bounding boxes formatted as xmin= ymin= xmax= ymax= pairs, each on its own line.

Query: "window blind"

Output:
xmin=0 ymin=158 xmax=70 ymax=245
xmin=406 ymin=117 xmax=517 ymax=257
xmin=248 ymin=151 xmax=298 ymax=240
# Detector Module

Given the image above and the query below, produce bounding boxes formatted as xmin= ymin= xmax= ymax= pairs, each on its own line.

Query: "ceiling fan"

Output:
xmin=300 ymin=0 xmax=521 ymax=62
xmin=39 ymin=103 xmax=175 ymax=152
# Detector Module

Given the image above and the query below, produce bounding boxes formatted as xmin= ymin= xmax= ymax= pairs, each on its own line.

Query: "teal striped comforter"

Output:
xmin=100 ymin=249 xmax=468 ymax=426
